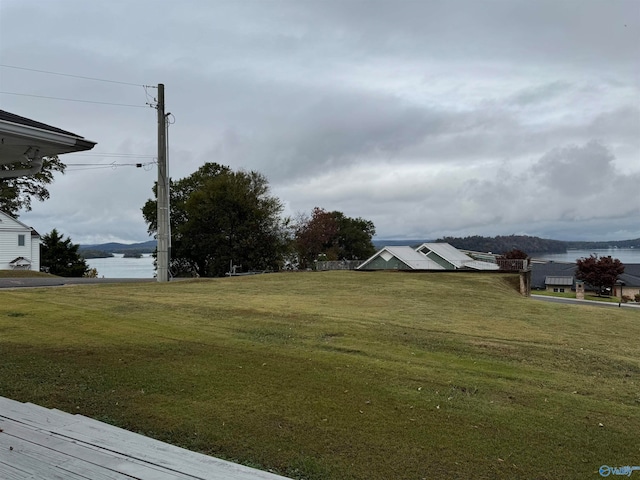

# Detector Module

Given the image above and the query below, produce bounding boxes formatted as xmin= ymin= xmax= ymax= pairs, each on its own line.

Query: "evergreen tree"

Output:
xmin=41 ymin=229 xmax=89 ymax=277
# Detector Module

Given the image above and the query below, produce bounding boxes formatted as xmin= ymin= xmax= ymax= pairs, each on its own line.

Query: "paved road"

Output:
xmin=531 ymin=294 xmax=640 ymax=309
xmin=0 ymin=277 xmax=157 ymax=289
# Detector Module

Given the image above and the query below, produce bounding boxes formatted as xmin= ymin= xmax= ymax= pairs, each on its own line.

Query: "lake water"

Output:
xmin=534 ymin=248 xmax=640 ymax=264
xmin=86 ymin=254 xmax=155 ymax=278
xmin=85 ymin=248 xmax=640 ymax=278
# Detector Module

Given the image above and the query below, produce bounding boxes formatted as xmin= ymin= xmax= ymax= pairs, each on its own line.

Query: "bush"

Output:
xmin=635 ymin=293 xmax=640 ymax=303
xmin=84 ymin=268 xmax=99 ymax=278
xmin=622 ymin=295 xmax=632 ymax=303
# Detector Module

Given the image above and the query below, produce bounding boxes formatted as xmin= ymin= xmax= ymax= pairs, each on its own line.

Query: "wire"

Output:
xmin=0 ymin=64 xmax=144 ymax=87
xmin=144 ymin=85 xmax=158 ymax=108
xmin=70 ymin=153 xmax=157 ymax=158
xmin=0 ymin=91 xmax=150 ymax=108
xmin=64 ymin=160 xmax=157 ymax=172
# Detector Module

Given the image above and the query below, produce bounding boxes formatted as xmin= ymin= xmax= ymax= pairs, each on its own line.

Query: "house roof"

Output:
xmin=358 ymin=243 xmax=499 ymax=271
xmin=9 ymin=257 xmax=31 ymax=265
xmin=532 ymin=262 xmax=640 ymax=288
xmin=0 ymin=110 xmax=82 ymax=137
xmin=619 ymin=264 xmax=640 ymax=288
xmin=545 ymin=276 xmax=574 ymax=286
xmin=362 ymin=246 xmax=446 ymax=270
xmin=531 ymin=262 xmax=577 ymax=289
xmin=0 ymin=109 xmax=96 ymax=178
xmin=416 ymin=243 xmax=499 ymax=270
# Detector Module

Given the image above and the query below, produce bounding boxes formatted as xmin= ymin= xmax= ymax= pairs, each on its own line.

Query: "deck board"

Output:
xmin=0 ymin=397 xmax=291 ymax=480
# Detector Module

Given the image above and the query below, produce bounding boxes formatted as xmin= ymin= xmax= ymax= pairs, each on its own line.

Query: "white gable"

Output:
xmin=0 ymin=210 xmax=41 ymax=271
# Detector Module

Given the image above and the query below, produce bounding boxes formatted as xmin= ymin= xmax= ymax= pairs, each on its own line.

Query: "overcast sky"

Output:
xmin=1 ymin=0 xmax=638 ymax=244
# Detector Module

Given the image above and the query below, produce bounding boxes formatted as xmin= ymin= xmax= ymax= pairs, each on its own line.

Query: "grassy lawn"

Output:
xmin=0 ymin=271 xmax=638 ymax=479
xmin=533 ymin=290 xmax=631 ymax=304
xmin=0 ymin=269 xmax=57 ymax=278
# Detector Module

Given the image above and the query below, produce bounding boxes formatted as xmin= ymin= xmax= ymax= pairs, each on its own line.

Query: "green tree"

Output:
xmin=294 ymin=207 xmax=376 ymax=269
xmin=41 ymin=229 xmax=89 ymax=277
xmin=142 ymin=163 xmax=288 ymax=277
xmin=0 ymin=156 xmax=66 ymax=217
xmin=576 ymin=254 xmax=624 ymax=296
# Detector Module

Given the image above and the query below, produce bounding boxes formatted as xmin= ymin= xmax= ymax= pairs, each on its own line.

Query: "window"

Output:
xmin=18 ymin=234 xmax=25 ymax=247
xmin=553 ymin=288 xmax=559 ymax=293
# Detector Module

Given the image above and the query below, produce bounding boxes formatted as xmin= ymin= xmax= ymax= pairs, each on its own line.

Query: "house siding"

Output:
xmin=423 ymin=251 xmax=455 ymax=269
xmin=364 ymin=255 xmax=412 ymax=270
xmin=0 ymin=211 xmax=40 ymax=271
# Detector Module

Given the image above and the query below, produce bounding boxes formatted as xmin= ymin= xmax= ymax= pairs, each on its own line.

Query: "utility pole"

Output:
xmin=156 ymin=83 xmax=169 ymax=282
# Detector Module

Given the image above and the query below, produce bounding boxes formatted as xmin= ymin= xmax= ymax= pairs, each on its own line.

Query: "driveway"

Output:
xmin=0 ymin=277 xmax=156 ymax=289
xmin=531 ymin=294 xmax=640 ymax=309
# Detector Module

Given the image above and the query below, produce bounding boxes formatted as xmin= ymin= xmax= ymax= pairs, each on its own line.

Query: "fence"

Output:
xmin=316 ymin=260 xmax=363 ymax=271
xmin=496 ymin=258 xmax=529 ymax=271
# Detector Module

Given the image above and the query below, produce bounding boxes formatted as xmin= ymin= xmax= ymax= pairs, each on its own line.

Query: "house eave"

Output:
xmin=0 ymin=111 xmax=97 ymax=178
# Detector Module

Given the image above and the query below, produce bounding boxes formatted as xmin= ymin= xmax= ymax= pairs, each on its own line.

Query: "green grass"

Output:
xmin=1 ymin=271 xmax=638 ymax=479
xmin=533 ymin=289 xmax=628 ymax=303
xmin=0 ymin=269 xmax=57 ymax=278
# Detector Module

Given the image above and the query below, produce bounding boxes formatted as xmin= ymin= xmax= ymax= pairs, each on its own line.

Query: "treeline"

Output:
xmin=80 ymin=249 xmax=114 ymax=259
xmin=436 ymin=235 xmax=567 ymax=254
xmin=565 ymin=238 xmax=640 ymax=249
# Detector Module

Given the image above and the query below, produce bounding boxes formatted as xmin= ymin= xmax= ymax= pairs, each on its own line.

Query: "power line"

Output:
xmin=0 ymin=91 xmax=150 ymax=108
xmin=0 ymin=64 xmax=146 ymax=87
xmin=70 ymin=153 xmax=157 ymax=158
xmin=64 ymin=160 xmax=157 ymax=172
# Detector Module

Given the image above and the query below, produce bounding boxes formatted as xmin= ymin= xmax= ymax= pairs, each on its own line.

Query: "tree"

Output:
xmin=142 ymin=163 xmax=289 ymax=277
xmin=294 ymin=207 xmax=376 ymax=269
xmin=294 ymin=208 xmax=339 ymax=269
xmin=575 ymin=254 xmax=624 ymax=296
xmin=41 ymin=229 xmax=89 ymax=277
xmin=497 ymin=248 xmax=530 ymax=271
xmin=0 ymin=156 xmax=66 ymax=217
xmin=502 ymin=249 xmax=529 ymax=259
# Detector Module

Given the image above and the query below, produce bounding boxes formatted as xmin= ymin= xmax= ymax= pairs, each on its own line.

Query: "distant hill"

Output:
xmin=373 ymin=235 xmax=640 ymax=255
xmin=373 ymin=239 xmax=434 ymax=248
xmin=564 ymin=238 xmax=640 ymax=249
xmin=79 ymin=240 xmax=156 ymax=255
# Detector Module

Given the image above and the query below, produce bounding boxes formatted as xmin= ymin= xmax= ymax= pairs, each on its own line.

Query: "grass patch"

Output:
xmin=0 ymin=271 xmax=638 ymax=479
xmin=0 ymin=269 xmax=57 ymax=278
xmin=534 ymin=290 xmax=628 ymax=303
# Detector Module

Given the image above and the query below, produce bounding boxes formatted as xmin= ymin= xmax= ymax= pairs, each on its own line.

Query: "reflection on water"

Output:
xmin=86 ymin=254 xmax=155 ymax=278
xmin=534 ymin=248 xmax=640 ymax=264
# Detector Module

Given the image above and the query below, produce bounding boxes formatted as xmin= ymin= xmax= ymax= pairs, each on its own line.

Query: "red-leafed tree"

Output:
xmin=293 ymin=207 xmax=375 ymax=269
xmin=497 ymin=248 xmax=530 ymax=271
xmin=575 ymin=254 xmax=624 ymax=296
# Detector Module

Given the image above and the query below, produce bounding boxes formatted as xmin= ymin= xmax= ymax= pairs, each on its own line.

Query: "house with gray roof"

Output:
xmin=357 ymin=243 xmax=499 ymax=271
xmin=531 ymin=261 xmax=640 ymax=299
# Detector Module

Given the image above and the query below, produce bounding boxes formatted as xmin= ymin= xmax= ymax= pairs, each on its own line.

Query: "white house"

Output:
xmin=0 ymin=110 xmax=96 ymax=272
xmin=0 ymin=210 xmax=41 ymax=271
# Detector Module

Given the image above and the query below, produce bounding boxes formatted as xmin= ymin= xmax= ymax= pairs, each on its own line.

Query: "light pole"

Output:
xmin=616 ymin=279 xmax=625 ymax=307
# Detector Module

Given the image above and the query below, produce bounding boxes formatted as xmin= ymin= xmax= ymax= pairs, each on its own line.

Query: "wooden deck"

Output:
xmin=0 ymin=397 xmax=291 ymax=480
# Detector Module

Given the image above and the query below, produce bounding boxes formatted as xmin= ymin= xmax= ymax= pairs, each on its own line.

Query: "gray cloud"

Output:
xmin=1 ymin=0 xmax=638 ymax=244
